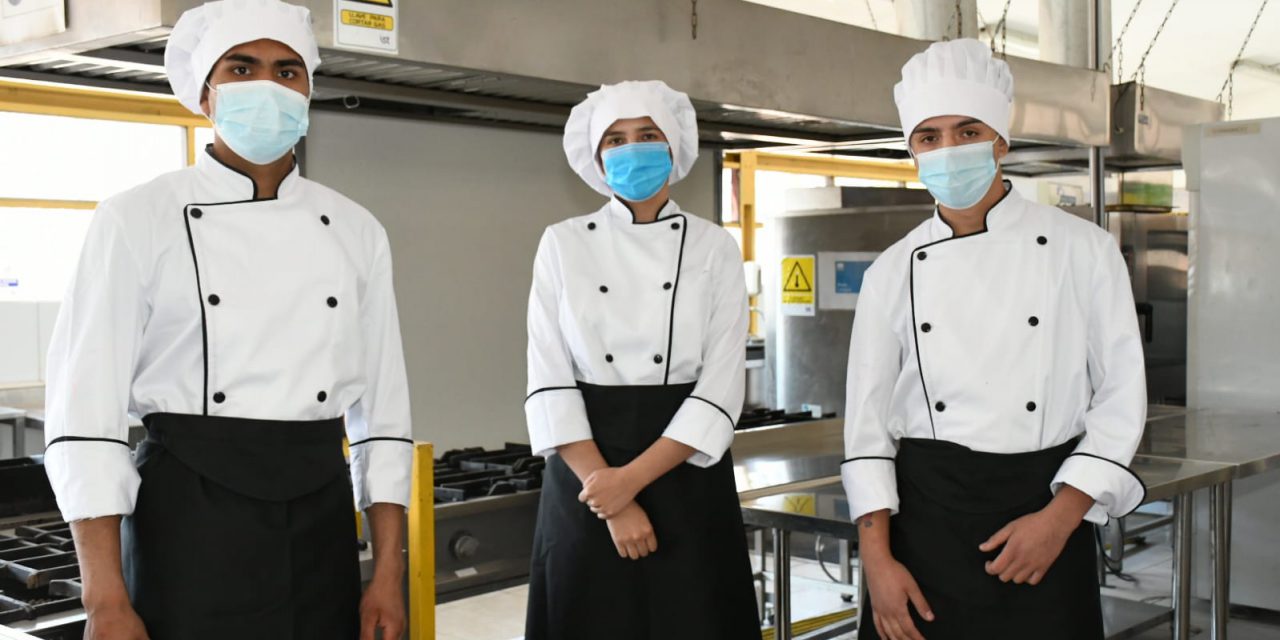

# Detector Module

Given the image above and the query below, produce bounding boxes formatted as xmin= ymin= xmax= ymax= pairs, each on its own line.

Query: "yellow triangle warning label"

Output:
xmin=784 ymin=261 xmax=812 ymax=293
xmin=781 ymin=256 xmax=816 ymax=313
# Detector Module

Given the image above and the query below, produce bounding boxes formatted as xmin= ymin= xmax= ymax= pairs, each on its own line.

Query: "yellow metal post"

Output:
xmin=409 ymin=443 xmax=436 ymax=640
xmin=186 ymin=126 xmax=198 ymax=166
xmin=737 ymin=151 xmax=760 ymax=337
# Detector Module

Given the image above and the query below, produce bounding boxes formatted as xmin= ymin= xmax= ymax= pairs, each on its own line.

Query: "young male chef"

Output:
xmin=43 ymin=1 xmax=413 ymax=638
xmin=841 ymin=39 xmax=1147 ymax=640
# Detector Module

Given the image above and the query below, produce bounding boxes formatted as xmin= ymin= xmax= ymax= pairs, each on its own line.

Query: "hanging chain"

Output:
xmin=1106 ymin=0 xmax=1146 ymax=82
xmin=1090 ymin=0 xmax=1144 ymax=101
xmin=691 ymin=0 xmax=699 ymax=40
xmin=996 ymin=0 xmax=1013 ymax=58
xmin=1216 ymin=0 xmax=1270 ymax=119
xmin=1128 ymin=0 xmax=1181 ymax=110
xmin=864 ymin=0 xmax=879 ymax=31
xmin=943 ymin=0 xmax=963 ymax=40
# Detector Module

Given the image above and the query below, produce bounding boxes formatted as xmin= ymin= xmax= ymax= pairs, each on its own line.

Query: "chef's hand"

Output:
xmin=605 ymin=501 xmax=658 ymax=560
xmin=980 ymin=484 xmax=1095 ymax=585
xmin=864 ymin=553 xmax=934 ymax=640
xmin=360 ymin=574 xmax=406 ymax=640
xmin=84 ymin=599 xmax=150 ymax=640
xmin=579 ymin=466 xmax=640 ymax=519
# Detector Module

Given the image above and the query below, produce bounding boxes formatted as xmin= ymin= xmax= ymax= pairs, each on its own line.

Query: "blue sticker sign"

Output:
xmin=834 ymin=261 xmax=872 ymax=295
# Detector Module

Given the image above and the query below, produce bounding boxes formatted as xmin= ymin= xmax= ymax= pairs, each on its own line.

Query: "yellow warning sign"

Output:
xmin=341 ymin=9 xmax=394 ymax=30
xmin=781 ymin=256 xmax=815 ymax=310
xmin=782 ymin=494 xmax=817 ymax=516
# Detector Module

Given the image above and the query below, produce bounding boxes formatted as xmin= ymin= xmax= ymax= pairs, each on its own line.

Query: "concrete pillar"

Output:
xmin=895 ymin=0 xmax=978 ymax=41
xmin=1040 ymin=0 xmax=1110 ymax=68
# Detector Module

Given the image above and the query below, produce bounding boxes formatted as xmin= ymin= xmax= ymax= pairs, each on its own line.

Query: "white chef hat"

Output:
xmin=563 ymin=80 xmax=700 ymax=197
xmin=165 ymin=0 xmax=322 ymax=115
xmin=894 ymin=38 xmax=1015 ymax=145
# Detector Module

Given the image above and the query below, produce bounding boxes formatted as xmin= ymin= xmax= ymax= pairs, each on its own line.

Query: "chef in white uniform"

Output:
xmin=842 ymin=40 xmax=1147 ymax=640
xmin=523 ymin=80 xmax=760 ymax=639
xmin=42 ymin=2 xmax=413 ymax=638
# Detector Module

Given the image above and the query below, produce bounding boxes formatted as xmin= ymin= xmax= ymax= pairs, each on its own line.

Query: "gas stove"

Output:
xmin=737 ymin=407 xmax=836 ymax=430
xmin=432 ymin=443 xmax=544 ymax=602
xmin=433 ymin=443 xmax=544 ymax=503
xmin=0 ymin=522 xmax=84 ymax=640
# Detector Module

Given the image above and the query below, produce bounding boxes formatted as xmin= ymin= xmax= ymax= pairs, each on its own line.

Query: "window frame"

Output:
xmin=0 ymin=78 xmax=212 ymax=211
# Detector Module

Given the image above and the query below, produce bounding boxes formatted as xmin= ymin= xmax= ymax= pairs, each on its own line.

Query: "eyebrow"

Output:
xmin=603 ymin=126 xmax=663 ymax=137
xmin=222 ymin=53 xmax=306 ymax=68
xmin=913 ymin=118 xmax=984 ymax=137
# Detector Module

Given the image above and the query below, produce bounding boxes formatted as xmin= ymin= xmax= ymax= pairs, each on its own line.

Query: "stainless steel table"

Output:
xmin=739 ymin=454 xmax=1235 ymax=640
xmin=1139 ymin=410 xmax=1280 ymax=640
xmin=0 ymin=407 xmax=27 ymax=459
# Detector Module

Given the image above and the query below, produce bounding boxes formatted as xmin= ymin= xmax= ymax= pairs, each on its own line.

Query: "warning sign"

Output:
xmin=781 ymin=255 xmax=816 ymax=317
xmin=335 ymin=0 xmax=398 ymax=53
xmin=341 ymin=10 xmax=394 ymax=31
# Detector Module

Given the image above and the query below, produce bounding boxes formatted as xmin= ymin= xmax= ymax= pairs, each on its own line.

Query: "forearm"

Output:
xmin=622 ymin=437 xmax=695 ymax=491
xmin=1043 ymin=483 xmax=1095 ymax=529
xmin=70 ymin=517 xmax=129 ymax=609
xmin=366 ymin=503 xmax=406 ymax=584
xmin=856 ymin=509 xmax=893 ymax=565
xmin=556 ymin=439 xmax=610 ymax=483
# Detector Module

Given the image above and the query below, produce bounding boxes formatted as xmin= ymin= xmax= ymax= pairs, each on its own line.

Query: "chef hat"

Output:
xmin=165 ymin=0 xmax=322 ymax=115
xmin=563 ymin=80 xmax=700 ymax=197
xmin=894 ymin=38 xmax=1015 ymax=145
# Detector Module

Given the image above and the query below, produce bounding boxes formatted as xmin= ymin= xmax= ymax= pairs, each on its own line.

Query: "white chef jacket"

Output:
xmin=44 ymin=148 xmax=414 ymax=522
xmin=525 ymin=198 xmax=748 ymax=467
xmin=841 ymin=184 xmax=1147 ymax=525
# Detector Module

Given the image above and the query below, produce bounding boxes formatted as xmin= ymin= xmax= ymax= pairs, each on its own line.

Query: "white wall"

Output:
xmin=0 ymin=302 xmax=58 ymax=387
xmin=304 ymin=111 xmax=718 ymax=454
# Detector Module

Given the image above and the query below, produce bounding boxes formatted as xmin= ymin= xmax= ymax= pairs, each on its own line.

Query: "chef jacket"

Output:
xmin=44 ymin=148 xmax=414 ymax=522
xmin=525 ymin=198 xmax=749 ymax=467
xmin=841 ymin=184 xmax=1147 ymax=525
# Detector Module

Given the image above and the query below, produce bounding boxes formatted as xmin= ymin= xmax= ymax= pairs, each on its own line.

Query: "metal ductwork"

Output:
xmin=1003 ymin=82 xmax=1225 ymax=176
xmin=0 ymin=0 xmax=1112 ymax=150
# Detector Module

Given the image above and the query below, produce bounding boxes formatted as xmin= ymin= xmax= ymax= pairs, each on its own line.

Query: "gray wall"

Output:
xmin=305 ymin=110 xmax=718 ymax=454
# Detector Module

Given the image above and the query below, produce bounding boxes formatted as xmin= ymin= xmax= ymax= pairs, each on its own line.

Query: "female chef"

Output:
xmin=522 ymin=80 xmax=761 ymax=640
xmin=43 ymin=2 xmax=413 ymax=638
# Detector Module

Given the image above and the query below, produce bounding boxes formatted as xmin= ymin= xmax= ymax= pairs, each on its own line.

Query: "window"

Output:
xmin=0 ymin=80 xmax=211 ymax=302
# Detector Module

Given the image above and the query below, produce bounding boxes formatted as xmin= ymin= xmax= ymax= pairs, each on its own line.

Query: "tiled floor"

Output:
xmin=436 ymin=529 xmax=1280 ymax=640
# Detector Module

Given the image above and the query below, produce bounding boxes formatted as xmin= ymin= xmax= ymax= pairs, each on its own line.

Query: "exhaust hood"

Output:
xmin=0 ymin=0 xmax=1111 ymax=149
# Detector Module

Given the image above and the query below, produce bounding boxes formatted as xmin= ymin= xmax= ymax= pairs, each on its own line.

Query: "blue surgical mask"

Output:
xmin=210 ymin=80 xmax=310 ymax=165
xmin=916 ymin=140 xmax=999 ymax=209
xmin=602 ymin=142 xmax=673 ymax=202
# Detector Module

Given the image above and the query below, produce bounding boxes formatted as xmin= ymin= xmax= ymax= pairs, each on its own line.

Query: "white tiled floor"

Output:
xmin=436 ymin=529 xmax=1280 ymax=640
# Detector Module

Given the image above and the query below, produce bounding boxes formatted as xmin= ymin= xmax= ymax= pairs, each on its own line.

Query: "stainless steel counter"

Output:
xmin=1141 ymin=409 xmax=1280 ymax=478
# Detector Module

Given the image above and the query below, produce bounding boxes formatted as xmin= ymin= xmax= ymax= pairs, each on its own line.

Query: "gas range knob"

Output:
xmin=451 ymin=532 xmax=480 ymax=560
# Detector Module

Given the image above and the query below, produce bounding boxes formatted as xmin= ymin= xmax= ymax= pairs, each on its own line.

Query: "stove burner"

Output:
xmin=433 ymin=443 xmax=544 ymax=503
xmin=0 ymin=531 xmax=82 ymax=625
xmin=737 ymin=407 xmax=835 ymax=430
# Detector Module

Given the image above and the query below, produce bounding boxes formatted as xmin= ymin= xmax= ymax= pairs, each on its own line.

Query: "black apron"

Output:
xmin=122 ymin=413 xmax=360 ymax=640
xmin=859 ymin=437 xmax=1104 ymax=640
xmin=525 ymin=382 xmax=761 ymax=640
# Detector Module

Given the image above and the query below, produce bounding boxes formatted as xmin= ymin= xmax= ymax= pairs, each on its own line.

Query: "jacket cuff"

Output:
xmin=525 ymin=388 xmax=593 ymax=457
xmin=1051 ymin=453 xmax=1147 ymax=525
xmin=350 ymin=439 xmax=414 ymax=510
xmin=841 ymin=457 xmax=899 ymax=522
xmin=45 ymin=440 xmax=140 ymax=522
xmin=662 ymin=397 xmax=735 ymax=468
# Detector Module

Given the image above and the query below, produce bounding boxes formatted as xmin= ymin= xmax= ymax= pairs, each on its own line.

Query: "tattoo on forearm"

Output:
xmin=859 ymin=517 xmax=873 ymax=529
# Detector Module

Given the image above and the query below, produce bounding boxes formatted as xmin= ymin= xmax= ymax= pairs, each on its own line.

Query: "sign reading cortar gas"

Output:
xmin=334 ymin=0 xmax=398 ymax=54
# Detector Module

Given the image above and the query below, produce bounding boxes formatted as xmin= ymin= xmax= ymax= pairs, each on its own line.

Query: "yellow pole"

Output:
xmin=738 ymin=151 xmax=760 ymax=337
xmin=186 ymin=126 xmax=198 ymax=166
xmin=408 ymin=443 xmax=436 ymax=640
